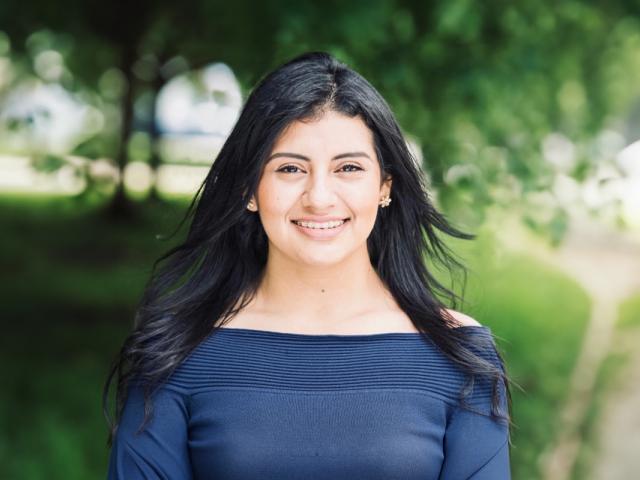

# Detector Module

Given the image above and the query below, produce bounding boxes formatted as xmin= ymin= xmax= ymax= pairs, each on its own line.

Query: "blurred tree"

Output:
xmin=1 ymin=0 xmax=639 ymax=237
xmin=1 ymin=0 xmax=282 ymax=217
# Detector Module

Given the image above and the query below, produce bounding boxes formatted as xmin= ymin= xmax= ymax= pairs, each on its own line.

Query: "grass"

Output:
xmin=0 ymin=194 xmax=591 ymax=480
xmin=0 ymin=193 xmax=191 ymax=480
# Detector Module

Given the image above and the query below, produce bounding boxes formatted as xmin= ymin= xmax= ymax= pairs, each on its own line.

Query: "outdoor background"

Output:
xmin=1 ymin=1 xmax=639 ymax=479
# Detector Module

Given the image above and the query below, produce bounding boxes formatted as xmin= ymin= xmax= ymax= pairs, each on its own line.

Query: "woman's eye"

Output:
xmin=276 ymin=165 xmax=304 ymax=174
xmin=338 ymin=164 xmax=363 ymax=172
xmin=276 ymin=164 xmax=363 ymax=174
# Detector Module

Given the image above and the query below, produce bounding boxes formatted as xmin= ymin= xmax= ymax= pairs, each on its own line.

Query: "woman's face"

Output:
xmin=249 ymin=109 xmax=392 ymax=267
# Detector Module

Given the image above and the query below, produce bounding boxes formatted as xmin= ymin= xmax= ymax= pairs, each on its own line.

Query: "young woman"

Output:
xmin=104 ymin=51 xmax=512 ymax=479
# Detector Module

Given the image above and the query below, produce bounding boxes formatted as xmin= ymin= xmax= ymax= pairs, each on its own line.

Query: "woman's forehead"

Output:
xmin=271 ymin=111 xmax=375 ymax=156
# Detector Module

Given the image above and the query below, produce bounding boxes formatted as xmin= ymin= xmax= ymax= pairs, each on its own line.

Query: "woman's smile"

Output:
xmin=291 ymin=218 xmax=351 ymax=240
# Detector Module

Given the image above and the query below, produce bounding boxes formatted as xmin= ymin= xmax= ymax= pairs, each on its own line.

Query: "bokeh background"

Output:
xmin=1 ymin=1 xmax=639 ymax=479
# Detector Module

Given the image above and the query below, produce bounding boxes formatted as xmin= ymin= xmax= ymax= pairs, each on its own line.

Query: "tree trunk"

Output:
xmin=147 ymin=64 xmax=166 ymax=205
xmin=104 ymin=45 xmax=137 ymax=220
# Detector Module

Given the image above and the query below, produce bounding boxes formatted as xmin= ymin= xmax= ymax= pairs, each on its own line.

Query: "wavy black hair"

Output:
xmin=103 ymin=51 xmax=513 ymax=447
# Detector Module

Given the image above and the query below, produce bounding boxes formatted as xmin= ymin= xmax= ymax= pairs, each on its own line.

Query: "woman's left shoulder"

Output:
xmin=444 ymin=308 xmax=483 ymax=328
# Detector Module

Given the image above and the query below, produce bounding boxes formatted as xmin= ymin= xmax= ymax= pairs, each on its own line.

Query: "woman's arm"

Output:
xmin=107 ymin=383 xmax=193 ymax=479
xmin=437 ymin=405 xmax=511 ymax=480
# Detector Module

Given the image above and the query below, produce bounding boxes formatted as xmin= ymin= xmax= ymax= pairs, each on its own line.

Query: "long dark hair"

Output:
xmin=103 ymin=51 xmax=513 ymax=447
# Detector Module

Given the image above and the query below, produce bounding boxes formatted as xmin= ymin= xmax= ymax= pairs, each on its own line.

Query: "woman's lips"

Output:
xmin=291 ymin=219 xmax=350 ymax=240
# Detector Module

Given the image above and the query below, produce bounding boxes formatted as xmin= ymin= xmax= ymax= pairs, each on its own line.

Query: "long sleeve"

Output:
xmin=107 ymin=383 xmax=193 ymax=479
xmin=103 ymin=326 xmax=509 ymax=479
xmin=437 ymin=403 xmax=511 ymax=479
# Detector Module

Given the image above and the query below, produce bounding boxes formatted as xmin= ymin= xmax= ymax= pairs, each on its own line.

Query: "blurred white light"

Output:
xmin=553 ymin=173 xmax=581 ymax=205
xmin=124 ymin=161 xmax=152 ymax=192
xmin=620 ymin=178 xmax=640 ymax=228
xmin=525 ymin=190 xmax=557 ymax=223
xmin=33 ymin=50 xmax=65 ymax=82
xmin=89 ymin=158 xmax=119 ymax=183
xmin=617 ymin=140 xmax=640 ymax=177
xmin=542 ymin=133 xmax=576 ymax=173
xmin=595 ymin=129 xmax=626 ymax=159
xmin=0 ymin=153 xmax=85 ymax=193
xmin=156 ymin=62 xmax=242 ymax=138
xmin=0 ymin=80 xmax=102 ymax=154
xmin=156 ymin=164 xmax=209 ymax=195
xmin=55 ymin=164 xmax=84 ymax=192
xmin=0 ymin=155 xmax=33 ymax=188
xmin=158 ymin=133 xmax=224 ymax=164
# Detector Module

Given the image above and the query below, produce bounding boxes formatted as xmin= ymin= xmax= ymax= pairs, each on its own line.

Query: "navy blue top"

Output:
xmin=107 ymin=326 xmax=510 ymax=479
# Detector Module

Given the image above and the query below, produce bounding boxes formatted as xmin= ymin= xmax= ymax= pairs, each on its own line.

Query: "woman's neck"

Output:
xmin=248 ymin=247 xmax=397 ymax=328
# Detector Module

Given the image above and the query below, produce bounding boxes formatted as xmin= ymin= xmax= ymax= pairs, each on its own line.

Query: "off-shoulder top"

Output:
xmin=107 ymin=325 xmax=510 ymax=479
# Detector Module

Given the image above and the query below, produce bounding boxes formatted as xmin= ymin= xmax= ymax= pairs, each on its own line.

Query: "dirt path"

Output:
xmin=489 ymin=208 xmax=640 ymax=480
xmin=588 ymin=326 xmax=640 ymax=479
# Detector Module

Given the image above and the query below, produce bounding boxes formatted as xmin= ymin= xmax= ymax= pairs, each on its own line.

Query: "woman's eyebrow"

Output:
xmin=267 ymin=151 xmax=372 ymax=162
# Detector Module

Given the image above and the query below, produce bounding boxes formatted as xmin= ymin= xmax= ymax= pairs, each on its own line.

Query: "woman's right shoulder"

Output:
xmin=443 ymin=308 xmax=483 ymax=328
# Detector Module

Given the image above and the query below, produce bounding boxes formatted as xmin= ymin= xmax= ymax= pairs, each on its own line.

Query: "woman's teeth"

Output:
xmin=293 ymin=219 xmax=346 ymax=229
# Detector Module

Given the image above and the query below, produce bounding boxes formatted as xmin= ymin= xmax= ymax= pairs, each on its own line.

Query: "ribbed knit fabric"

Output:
xmin=107 ymin=326 xmax=511 ymax=479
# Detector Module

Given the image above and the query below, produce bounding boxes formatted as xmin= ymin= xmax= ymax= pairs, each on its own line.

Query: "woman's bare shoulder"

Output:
xmin=443 ymin=308 xmax=483 ymax=327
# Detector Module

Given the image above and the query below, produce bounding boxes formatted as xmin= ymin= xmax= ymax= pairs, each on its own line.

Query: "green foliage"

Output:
xmin=2 ymin=1 xmax=639 ymax=232
xmin=617 ymin=293 xmax=640 ymax=329
xmin=30 ymin=153 xmax=68 ymax=173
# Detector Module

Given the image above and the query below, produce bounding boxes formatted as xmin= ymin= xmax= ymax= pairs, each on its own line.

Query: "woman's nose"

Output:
xmin=303 ymin=173 xmax=337 ymax=209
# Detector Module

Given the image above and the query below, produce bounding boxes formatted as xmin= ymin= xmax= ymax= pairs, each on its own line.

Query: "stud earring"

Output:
xmin=379 ymin=196 xmax=391 ymax=208
xmin=247 ymin=200 xmax=257 ymax=212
